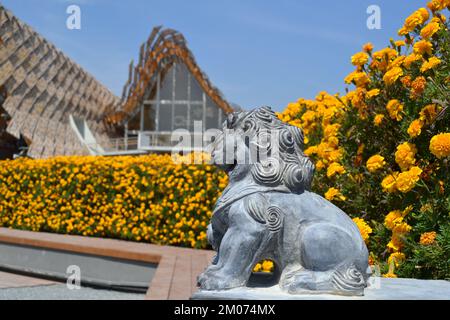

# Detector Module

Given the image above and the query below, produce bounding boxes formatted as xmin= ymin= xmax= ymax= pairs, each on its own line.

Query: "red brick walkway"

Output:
xmin=0 ymin=228 xmax=214 ymax=299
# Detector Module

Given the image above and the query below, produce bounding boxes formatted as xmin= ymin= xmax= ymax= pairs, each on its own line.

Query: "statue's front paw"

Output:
xmin=197 ymin=268 xmax=243 ymax=291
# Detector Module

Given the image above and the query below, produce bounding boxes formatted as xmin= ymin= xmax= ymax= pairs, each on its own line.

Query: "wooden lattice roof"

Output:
xmin=0 ymin=4 xmax=121 ymax=158
xmin=105 ymin=26 xmax=234 ymax=125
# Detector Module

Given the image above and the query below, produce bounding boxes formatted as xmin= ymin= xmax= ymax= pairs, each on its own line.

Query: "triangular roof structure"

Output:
xmin=105 ymin=26 xmax=234 ymax=126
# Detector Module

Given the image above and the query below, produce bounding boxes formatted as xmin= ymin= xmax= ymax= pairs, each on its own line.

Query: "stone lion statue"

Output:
xmin=197 ymin=106 xmax=370 ymax=296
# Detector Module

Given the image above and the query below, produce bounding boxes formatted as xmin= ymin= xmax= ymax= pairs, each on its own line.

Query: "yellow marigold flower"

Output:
xmin=392 ymin=221 xmax=413 ymax=234
xmin=373 ymin=114 xmax=385 ymax=126
xmin=413 ymin=40 xmax=433 ymax=56
xmin=395 ymin=142 xmax=417 ymax=171
xmin=381 ymin=172 xmax=399 ymax=193
xmin=383 ymin=273 xmax=398 ymax=278
xmin=363 ymin=42 xmax=374 ymax=53
xmin=323 ymin=123 xmax=341 ymax=138
xmin=366 ymin=155 xmax=386 ymax=173
xmin=352 ymin=217 xmax=372 ymax=242
xmin=403 ymin=53 xmax=422 ymax=69
xmin=345 ymin=71 xmax=370 ymax=87
xmin=420 ymin=231 xmax=437 ymax=245
xmin=315 ymin=160 xmax=326 ymax=171
xmin=253 ymin=263 xmax=262 ymax=272
xmin=417 ymin=7 xmax=430 ymax=22
xmin=326 ymin=162 xmax=346 ymax=178
xmin=366 ymin=89 xmax=380 ymax=98
xmin=420 ymin=56 xmax=441 ymax=72
xmin=351 ymin=52 xmax=369 ymax=66
xmin=324 ymin=187 xmax=346 ymax=201
xmin=407 ymin=119 xmax=424 ymax=138
xmin=431 ymin=15 xmax=446 ymax=23
xmin=385 ymin=210 xmax=403 ymax=230
xmin=388 ymin=252 xmax=406 ymax=268
xmin=383 ymin=67 xmax=403 ymax=86
xmin=261 ymin=260 xmax=274 ymax=273
xmin=429 ymin=133 xmax=450 ymax=159
xmin=304 ymin=145 xmax=318 ymax=156
xmin=386 ymin=99 xmax=404 ymax=121
xmin=420 ymin=21 xmax=440 ymax=38
xmin=385 ymin=206 xmax=412 ymax=231
xmin=399 ymin=8 xmax=430 ymax=35
xmin=389 ymin=56 xmax=406 ymax=69
xmin=396 ymin=166 xmax=422 ymax=193
xmin=387 ymin=234 xmax=405 ymax=252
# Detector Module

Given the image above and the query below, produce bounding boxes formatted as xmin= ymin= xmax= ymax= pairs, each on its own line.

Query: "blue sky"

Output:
xmin=2 ymin=0 xmax=428 ymax=111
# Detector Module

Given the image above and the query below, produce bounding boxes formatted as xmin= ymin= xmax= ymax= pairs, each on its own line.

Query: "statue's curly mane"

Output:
xmin=230 ymin=106 xmax=315 ymax=193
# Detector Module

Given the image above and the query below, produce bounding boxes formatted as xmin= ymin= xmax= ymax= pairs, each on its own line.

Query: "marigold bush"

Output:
xmin=278 ymin=1 xmax=450 ymax=279
xmin=0 ymin=154 xmax=227 ymax=249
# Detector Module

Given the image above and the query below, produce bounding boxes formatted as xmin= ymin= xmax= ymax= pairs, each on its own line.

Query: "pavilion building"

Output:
xmin=0 ymin=5 xmax=235 ymax=159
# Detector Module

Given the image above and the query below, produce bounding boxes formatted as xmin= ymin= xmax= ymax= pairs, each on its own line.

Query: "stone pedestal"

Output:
xmin=192 ymin=277 xmax=450 ymax=300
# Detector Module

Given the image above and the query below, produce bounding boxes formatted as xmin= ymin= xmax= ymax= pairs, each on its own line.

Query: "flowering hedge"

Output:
xmin=0 ymin=154 xmax=227 ymax=249
xmin=278 ymin=0 xmax=450 ymax=279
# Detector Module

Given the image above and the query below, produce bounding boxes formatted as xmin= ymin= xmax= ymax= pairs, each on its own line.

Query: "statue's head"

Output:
xmin=210 ymin=106 xmax=314 ymax=192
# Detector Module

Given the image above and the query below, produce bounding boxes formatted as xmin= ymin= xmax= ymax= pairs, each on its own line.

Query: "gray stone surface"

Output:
xmin=193 ymin=277 xmax=450 ymax=300
xmin=0 ymin=284 xmax=145 ymax=300
xmin=198 ymin=107 xmax=369 ymax=296
xmin=0 ymin=241 xmax=156 ymax=290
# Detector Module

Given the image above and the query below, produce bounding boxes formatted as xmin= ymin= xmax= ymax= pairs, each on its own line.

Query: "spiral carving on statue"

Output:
xmin=266 ymin=206 xmax=284 ymax=233
xmin=251 ymin=157 xmax=283 ymax=186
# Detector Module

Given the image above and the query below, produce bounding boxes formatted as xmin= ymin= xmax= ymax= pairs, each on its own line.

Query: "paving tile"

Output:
xmin=0 ymin=271 xmax=56 ymax=289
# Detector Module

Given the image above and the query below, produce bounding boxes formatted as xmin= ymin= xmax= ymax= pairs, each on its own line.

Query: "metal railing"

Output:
xmin=84 ymin=131 xmax=209 ymax=155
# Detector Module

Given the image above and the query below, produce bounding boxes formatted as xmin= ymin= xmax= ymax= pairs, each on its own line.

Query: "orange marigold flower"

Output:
xmin=396 ymin=166 xmax=422 ymax=193
xmin=420 ymin=231 xmax=437 ymax=245
xmin=401 ymin=75 xmax=412 ymax=87
xmin=363 ymin=42 xmax=374 ymax=53
xmin=395 ymin=142 xmax=417 ymax=171
xmin=427 ymin=0 xmax=450 ymax=12
xmin=394 ymin=40 xmax=406 ymax=47
xmin=403 ymin=53 xmax=423 ymax=69
xmin=410 ymin=76 xmax=427 ymax=98
xmin=407 ymin=119 xmax=424 ymax=138
xmin=419 ymin=104 xmax=438 ymax=124
xmin=420 ymin=21 xmax=440 ymax=38
xmin=381 ymin=172 xmax=399 ymax=193
xmin=373 ymin=114 xmax=385 ymax=126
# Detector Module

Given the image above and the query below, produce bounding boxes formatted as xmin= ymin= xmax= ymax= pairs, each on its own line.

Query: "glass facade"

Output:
xmin=132 ymin=62 xmax=226 ymax=133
